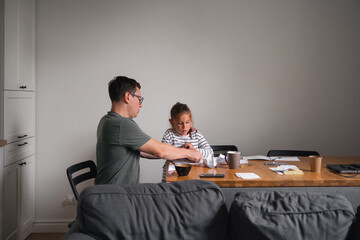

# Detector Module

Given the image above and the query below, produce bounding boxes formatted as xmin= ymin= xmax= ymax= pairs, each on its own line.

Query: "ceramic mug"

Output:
xmin=225 ymin=151 xmax=241 ymax=169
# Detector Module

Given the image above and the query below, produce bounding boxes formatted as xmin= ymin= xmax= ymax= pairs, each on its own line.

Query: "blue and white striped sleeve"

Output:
xmin=161 ymin=129 xmax=173 ymax=144
xmin=196 ymin=131 xmax=213 ymax=159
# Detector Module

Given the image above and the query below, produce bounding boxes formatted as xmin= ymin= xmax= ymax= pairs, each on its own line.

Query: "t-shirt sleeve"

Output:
xmin=119 ymin=119 xmax=151 ymax=150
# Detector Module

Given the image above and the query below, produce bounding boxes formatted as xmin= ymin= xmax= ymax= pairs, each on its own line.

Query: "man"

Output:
xmin=95 ymin=76 xmax=202 ymax=185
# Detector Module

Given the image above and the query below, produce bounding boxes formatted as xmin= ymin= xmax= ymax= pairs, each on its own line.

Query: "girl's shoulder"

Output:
xmin=191 ymin=127 xmax=202 ymax=135
xmin=191 ymin=128 xmax=207 ymax=140
xmin=164 ymin=128 xmax=178 ymax=136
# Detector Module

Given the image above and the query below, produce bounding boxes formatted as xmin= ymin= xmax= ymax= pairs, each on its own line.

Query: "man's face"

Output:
xmin=129 ymin=87 xmax=143 ymax=118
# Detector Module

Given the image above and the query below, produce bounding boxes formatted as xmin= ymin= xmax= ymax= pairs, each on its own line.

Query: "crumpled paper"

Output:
xmin=269 ymin=165 xmax=299 ymax=175
xmin=203 ymin=154 xmax=217 ymax=168
xmin=168 ymin=162 xmax=176 ymax=172
xmin=217 ymin=154 xmax=226 ymax=165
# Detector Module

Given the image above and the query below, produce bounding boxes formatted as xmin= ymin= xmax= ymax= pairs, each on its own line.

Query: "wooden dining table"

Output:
xmin=166 ymin=156 xmax=360 ymax=188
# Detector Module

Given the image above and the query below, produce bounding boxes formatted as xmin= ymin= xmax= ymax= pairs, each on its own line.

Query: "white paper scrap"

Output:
xmin=235 ymin=172 xmax=261 ymax=179
xmin=203 ymin=154 xmax=217 ymax=168
xmin=240 ymin=158 xmax=248 ymax=164
xmin=217 ymin=154 xmax=227 ymax=165
xmin=168 ymin=162 xmax=175 ymax=172
xmin=269 ymin=165 xmax=299 ymax=175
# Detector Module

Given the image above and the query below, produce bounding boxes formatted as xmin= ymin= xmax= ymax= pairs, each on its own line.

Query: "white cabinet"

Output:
xmin=3 ymin=159 xmax=20 ymax=240
xmin=3 ymin=91 xmax=35 ymax=144
xmin=2 ymin=91 xmax=35 ymax=240
xmin=4 ymin=0 xmax=35 ymax=91
xmin=0 ymin=147 xmax=4 ymax=240
xmin=3 ymin=155 xmax=35 ymax=240
xmin=4 ymin=137 xmax=35 ymax=167
xmin=19 ymin=156 xmax=35 ymax=239
xmin=2 ymin=0 xmax=36 ymax=238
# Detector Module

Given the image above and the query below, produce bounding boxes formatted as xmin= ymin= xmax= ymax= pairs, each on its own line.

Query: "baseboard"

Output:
xmin=32 ymin=219 xmax=72 ymax=233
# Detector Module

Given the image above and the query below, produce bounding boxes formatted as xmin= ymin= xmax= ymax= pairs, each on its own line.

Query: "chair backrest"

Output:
xmin=211 ymin=145 xmax=238 ymax=157
xmin=66 ymin=160 xmax=97 ymax=200
xmin=267 ymin=150 xmax=320 ymax=157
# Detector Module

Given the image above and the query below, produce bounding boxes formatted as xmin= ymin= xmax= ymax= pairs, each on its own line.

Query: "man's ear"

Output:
xmin=123 ymin=92 xmax=131 ymax=103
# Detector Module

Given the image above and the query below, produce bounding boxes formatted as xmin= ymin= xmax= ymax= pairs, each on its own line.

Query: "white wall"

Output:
xmin=35 ymin=0 xmax=360 ymax=231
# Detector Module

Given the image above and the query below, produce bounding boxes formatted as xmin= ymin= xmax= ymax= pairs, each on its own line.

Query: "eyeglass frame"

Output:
xmin=130 ymin=92 xmax=144 ymax=104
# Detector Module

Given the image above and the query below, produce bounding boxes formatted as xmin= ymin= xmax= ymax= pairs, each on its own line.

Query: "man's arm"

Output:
xmin=139 ymin=138 xmax=202 ymax=162
xmin=140 ymin=151 xmax=158 ymax=159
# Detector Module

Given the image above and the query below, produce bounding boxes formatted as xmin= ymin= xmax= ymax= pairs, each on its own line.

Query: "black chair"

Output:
xmin=267 ymin=150 xmax=320 ymax=157
xmin=211 ymin=145 xmax=238 ymax=157
xmin=66 ymin=160 xmax=97 ymax=227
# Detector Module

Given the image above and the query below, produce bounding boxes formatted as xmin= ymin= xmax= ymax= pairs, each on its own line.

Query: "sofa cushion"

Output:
xmin=229 ymin=191 xmax=354 ymax=240
xmin=77 ymin=180 xmax=228 ymax=240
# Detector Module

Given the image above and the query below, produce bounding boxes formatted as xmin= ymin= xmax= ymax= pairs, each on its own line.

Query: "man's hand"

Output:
xmin=188 ymin=149 xmax=202 ymax=163
xmin=139 ymin=138 xmax=202 ymax=162
xmin=182 ymin=143 xmax=194 ymax=149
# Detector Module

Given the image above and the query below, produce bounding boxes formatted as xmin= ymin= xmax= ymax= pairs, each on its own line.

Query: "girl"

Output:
xmin=161 ymin=102 xmax=213 ymax=180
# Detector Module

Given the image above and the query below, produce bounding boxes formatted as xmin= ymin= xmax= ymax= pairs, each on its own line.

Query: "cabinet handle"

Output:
xmin=18 ymin=134 xmax=28 ymax=139
xmin=18 ymin=142 xmax=28 ymax=146
xmin=19 ymin=85 xmax=27 ymax=89
xmin=19 ymin=162 xmax=27 ymax=166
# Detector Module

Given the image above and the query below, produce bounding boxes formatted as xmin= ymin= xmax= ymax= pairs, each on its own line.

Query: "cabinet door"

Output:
xmin=0 ymin=148 xmax=4 ymax=239
xmin=4 ymin=0 xmax=35 ymax=91
xmin=20 ymin=155 xmax=35 ymax=239
xmin=3 ymin=162 xmax=20 ymax=240
xmin=3 ymin=91 xmax=35 ymax=143
xmin=4 ymin=0 xmax=19 ymax=90
xmin=18 ymin=0 xmax=36 ymax=91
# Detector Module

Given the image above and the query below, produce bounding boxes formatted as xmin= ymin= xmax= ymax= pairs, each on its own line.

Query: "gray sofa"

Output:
xmin=64 ymin=180 xmax=357 ymax=240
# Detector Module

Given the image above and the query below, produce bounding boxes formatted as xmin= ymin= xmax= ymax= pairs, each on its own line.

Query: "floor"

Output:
xmin=26 ymin=233 xmax=66 ymax=240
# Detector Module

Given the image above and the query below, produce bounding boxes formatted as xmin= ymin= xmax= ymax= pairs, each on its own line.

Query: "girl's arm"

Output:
xmin=196 ymin=131 xmax=214 ymax=159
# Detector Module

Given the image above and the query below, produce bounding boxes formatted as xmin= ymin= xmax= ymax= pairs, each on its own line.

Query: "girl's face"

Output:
xmin=170 ymin=113 xmax=192 ymax=136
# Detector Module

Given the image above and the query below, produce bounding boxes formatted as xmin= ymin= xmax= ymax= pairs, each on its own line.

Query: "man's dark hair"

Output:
xmin=108 ymin=76 xmax=141 ymax=102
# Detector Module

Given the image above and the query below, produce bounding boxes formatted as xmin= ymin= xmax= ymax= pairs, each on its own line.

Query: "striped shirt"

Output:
xmin=161 ymin=128 xmax=213 ymax=159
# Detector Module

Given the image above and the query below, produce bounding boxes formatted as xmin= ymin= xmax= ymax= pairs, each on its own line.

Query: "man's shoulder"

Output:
xmin=102 ymin=112 xmax=135 ymax=125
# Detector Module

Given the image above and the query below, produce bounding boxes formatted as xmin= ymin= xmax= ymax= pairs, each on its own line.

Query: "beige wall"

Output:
xmin=35 ymin=0 xmax=360 ymax=231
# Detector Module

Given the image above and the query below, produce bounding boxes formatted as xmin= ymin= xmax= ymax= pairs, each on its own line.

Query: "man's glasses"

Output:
xmin=130 ymin=92 xmax=144 ymax=104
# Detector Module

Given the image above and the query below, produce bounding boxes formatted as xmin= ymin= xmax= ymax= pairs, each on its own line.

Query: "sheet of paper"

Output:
xmin=244 ymin=155 xmax=300 ymax=161
xmin=235 ymin=172 xmax=261 ymax=179
xmin=244 ymin=155 xmax=271 ymax=160
xmin=171 ymin=159 xmax=203 ymax=165
xmin=271 ymin=156 xmax=300 ymax=161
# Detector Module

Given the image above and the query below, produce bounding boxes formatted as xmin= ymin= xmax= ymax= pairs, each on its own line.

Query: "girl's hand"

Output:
xmin=182 ymin=143 xmax=194 ymax=150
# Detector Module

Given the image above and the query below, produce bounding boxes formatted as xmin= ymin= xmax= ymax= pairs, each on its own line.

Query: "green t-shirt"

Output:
xmin=95 ymin=112 xmax=151 ymax=185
